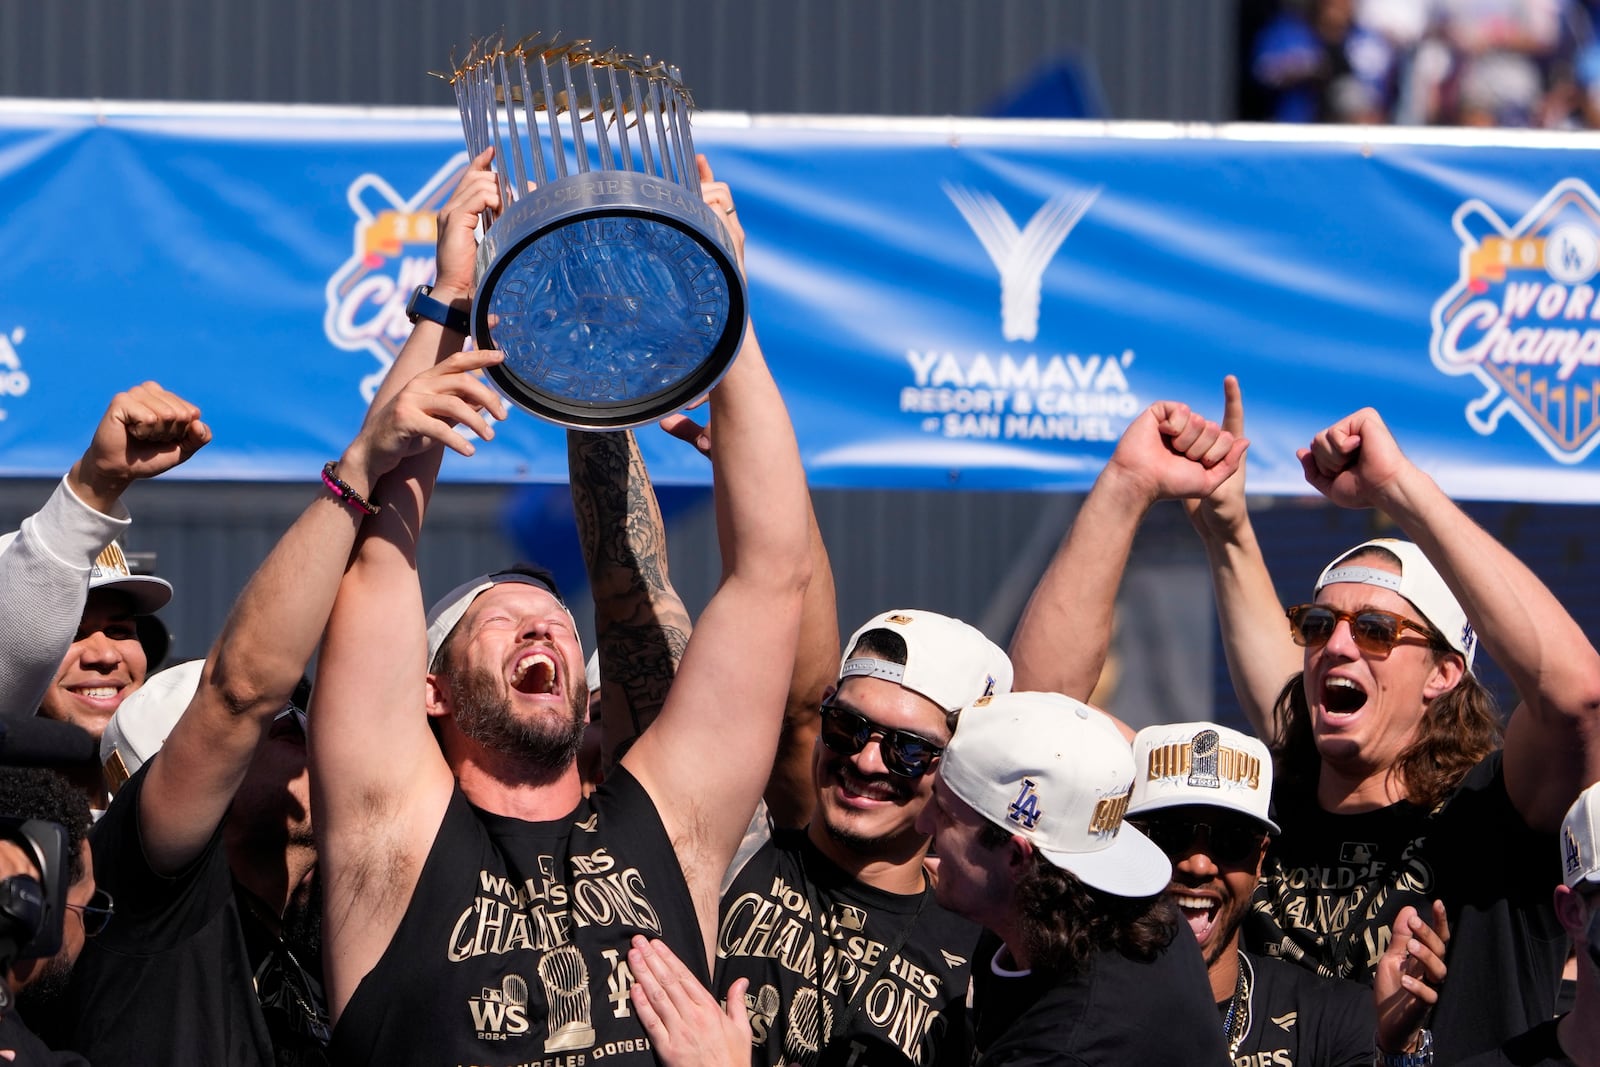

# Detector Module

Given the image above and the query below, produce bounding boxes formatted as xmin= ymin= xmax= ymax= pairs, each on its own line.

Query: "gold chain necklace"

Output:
xmin=1222 ymin=953 xmax=1253 ymax=1060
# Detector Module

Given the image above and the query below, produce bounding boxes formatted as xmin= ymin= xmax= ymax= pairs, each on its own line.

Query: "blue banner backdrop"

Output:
xmin=4 ymin=103 xmax=1600 ymax=500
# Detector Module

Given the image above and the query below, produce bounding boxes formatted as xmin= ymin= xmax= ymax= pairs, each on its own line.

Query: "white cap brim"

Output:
xmin=1125 ymin=791 xmax=1280 ymax=835
xmin=1037 ymin=822 xmax=1174 ymax=898
xmin=90 ymin=573 xmax=173 ymax=616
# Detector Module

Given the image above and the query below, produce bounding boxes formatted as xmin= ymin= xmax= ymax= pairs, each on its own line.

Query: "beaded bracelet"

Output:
xmin=321 ymin=461 xmax=380 ymax=516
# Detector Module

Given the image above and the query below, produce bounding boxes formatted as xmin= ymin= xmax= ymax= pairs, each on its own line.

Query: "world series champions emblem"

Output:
xmin=1430 ymin=178 xmax=1600 ymax=463
xmin=446 ymin=35 xmax=747 ymax=428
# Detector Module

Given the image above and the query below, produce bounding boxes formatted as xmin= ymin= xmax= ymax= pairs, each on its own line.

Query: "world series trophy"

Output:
xmin=444 ymin=35 xmax=747 ymax=429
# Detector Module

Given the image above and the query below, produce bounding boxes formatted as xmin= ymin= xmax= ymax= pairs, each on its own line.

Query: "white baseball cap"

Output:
xmin=838 ymin=610 xmax=1013 ymax=712
xmin=1316 ymin=539 xmax=1476 ymax=669
xmin=939 ymin=690 xmax=1171 ymax=898
xmin=1128 ymin=722 xmax=1279 ymax=834
xmin=0 ymin=534 xmax=172 ymax=615
xmin=100 ymin=658 xmax=202 ymax=788
xmin=1561 ymin=781 xmax=1600 ymax=889
xmin=425 ymin=565 xmax=574 ymax=671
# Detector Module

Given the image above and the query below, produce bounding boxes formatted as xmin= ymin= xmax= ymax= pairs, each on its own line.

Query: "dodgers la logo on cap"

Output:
xmin=940 ymin=691 xmax=1170 ymax=899
xmin=1561 ymin=781 xmax=1600 ymax=889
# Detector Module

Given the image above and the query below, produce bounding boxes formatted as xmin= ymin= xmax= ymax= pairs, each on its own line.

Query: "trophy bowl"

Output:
xmin=450 ymin=37 xmax=747 ymax=429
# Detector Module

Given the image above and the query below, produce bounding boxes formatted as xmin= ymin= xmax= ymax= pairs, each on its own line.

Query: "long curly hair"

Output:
xmin=1272 ymin=547 xmax=1503 ymax=808
xmin=1272 ymin=670 xmax=1501 ymax=810
xmin=978 ymin=821 xmax=1177 ymax=976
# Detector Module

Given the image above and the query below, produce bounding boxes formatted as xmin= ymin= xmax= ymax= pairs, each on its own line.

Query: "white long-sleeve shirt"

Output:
xmin=0 ymin=477 xmax=130 ymax=719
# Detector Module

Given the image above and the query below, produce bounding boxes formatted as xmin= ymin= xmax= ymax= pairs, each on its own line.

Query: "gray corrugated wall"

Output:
xmin=0 ymin=0 xmax=1235 ymax=121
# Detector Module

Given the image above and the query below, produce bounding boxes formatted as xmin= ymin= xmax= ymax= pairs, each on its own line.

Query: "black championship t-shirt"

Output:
xmin=1454 ymin=1018 xmax=1574 ymax=1067
xmin=969 ymin=928 xmax=1226 ymax=1066
xmin=1245 ymin=751 xmax=1567 ymax=1065
xmin=1228 ymin=952 xmax=1372 ymax=1067
xmin=715 ymin=827 xmax=979 ymax=1067
xmin=328 ymin=765 xmax=705 ymax=1066
xmin=65 ymin=760 xmax=276 ymax=1067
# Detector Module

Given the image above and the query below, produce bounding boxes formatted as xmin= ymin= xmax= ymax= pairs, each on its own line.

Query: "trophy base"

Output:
xmin=474 ymin=170 xmax=748 ymax=430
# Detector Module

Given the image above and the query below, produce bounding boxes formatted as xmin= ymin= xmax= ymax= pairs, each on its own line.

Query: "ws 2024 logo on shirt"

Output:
xmin=1431 ymin=178 xmax=1600 ymax=464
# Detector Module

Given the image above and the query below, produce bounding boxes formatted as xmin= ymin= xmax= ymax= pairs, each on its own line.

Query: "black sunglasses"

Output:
xmin=1128 ymin=816 xmax=1266 ymax=866
xmin=818 ymin=704 xmax=943 ymax=778
xmin=1286 ymin=604 xmax=1443 ymax=659
xmin=66 ymin=887 xmax=115 ymax=937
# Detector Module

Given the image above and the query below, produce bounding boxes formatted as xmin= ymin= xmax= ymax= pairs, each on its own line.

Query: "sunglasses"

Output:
xmin=1285 ymin=605 xmax=1443 ymax=659
xmin=67 ymin=887 xmax=115 ymax=937
xmin=818 ymin=704 xmax=943 ymax=778
xmin=1128 ymin=816 xmax=1266 ymax=866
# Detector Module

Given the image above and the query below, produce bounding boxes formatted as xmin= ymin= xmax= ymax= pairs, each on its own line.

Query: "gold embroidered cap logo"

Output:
xmin=91 ymin=541 xmax=133 ymax=580
xmin=1145 ymin=737 xmax=1260 ymax=790
xmin=1087 ymin=784 xmax=1131 ymax=835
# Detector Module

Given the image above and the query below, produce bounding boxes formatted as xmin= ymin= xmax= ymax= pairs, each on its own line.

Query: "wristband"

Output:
xmin=1376 ymin=1029 xmax=1433 ymax=1067
xmin=321 ymin=462 xmax=380 ymax=516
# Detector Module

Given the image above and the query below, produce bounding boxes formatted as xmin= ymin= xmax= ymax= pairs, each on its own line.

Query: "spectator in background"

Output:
xmin=1249 ymin=0 xmax=1397 ymax=122
xmin=1433 ymin=0 xmax=1566 ymax=126
xmin=1243 ymin=0 xmax=1600 ymax=129
xmin=1542 ymin=0 xmax=1600 ymax=127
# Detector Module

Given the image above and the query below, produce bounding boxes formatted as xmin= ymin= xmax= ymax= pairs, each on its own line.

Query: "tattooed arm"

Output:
xmin=568 ymin=428 xmax=695 ymax=769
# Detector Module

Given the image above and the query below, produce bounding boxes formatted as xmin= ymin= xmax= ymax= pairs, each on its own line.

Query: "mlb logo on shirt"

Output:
xmin=1339 ymin=841 xmax=1377 ymax=865
xmin=832 ymin=903 xmax=867 ymax=932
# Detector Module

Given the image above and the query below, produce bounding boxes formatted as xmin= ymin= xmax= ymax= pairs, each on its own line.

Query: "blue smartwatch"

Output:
xmin=405 ymin=284 xmax=471 ymax=335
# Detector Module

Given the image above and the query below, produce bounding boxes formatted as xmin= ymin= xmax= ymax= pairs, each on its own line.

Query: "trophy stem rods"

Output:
xmin=496 ymin=51 xmax=529 ymax=201
xmin=515 ymin=50 xmax=548 ymax=188
xmin=559 ymin=55 xmax=590 ymax=174
xmin=667 ymin=70 xmax=697 ymax=194
xmin=584 ymin=60 xmax=614 ymax=172
xmin=647 ymin=74 xmax=676 ymax=184
xmin=454 ymin=74 xmax=495 ymax=230
xmin=628 ymin=69 xmax=657 ymax=178
xmin=537 ymin=51 xmax=568 ymax=181
xmin=607 ymin=63 xmax=634 ymax=172
xmin=482 ymin=60 xmax=513 ymax=210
